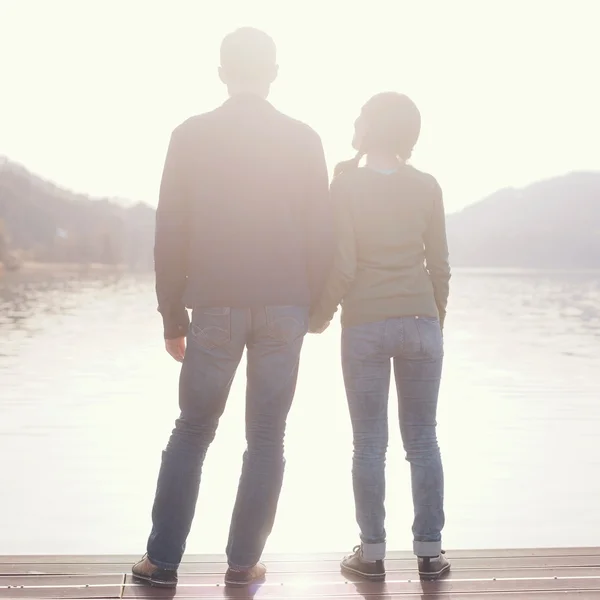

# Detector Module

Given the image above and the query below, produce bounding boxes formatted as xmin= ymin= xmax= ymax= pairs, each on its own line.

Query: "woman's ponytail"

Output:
xmin=333 ymin=150 xmax=364 ymax=179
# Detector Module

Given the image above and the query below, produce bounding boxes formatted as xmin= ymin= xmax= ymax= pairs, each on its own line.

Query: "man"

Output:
xmin=132 ymin=28 xmax=334 ymax=589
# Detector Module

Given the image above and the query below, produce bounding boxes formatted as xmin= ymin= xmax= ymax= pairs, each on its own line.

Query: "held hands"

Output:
xmin=165 ymin=336 xmax=186 ymax=362
xmin=308 ymin=317 xmax=331 ymax=334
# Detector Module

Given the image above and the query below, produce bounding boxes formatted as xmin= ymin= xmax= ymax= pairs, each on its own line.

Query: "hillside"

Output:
xmin=2 ymin=160 xmax=598 ymax=272
xmin=447 ymin=171 xmax=600 ymax=268
xmin=0 ymin=158 xmax=155 ymax=270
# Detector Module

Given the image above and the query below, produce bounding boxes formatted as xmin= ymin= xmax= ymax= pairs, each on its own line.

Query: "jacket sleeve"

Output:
xmin=309 ymin=179 xmax=357 ymax=327
xmin=424 ymin=178 xmax=451 ymax=328
xmin=302 ymin=130 xmax=335 ymax=304
xmin=154 ymin=126 xmax=190 ymax=339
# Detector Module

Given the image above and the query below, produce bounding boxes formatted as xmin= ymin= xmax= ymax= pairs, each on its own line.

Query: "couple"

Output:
xmin=132 ymin=26 xmax=451 ymax=589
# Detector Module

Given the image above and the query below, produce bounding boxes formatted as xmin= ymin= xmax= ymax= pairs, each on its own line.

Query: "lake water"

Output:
xmin=1 ymin=268 xmax=599 ymax=557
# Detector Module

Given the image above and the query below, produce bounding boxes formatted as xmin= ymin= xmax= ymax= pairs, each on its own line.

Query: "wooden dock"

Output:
xmin=3 ymin=548 xmax=600 ymax=598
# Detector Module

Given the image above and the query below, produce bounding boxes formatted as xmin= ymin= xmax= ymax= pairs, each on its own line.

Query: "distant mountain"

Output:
xmin=447 ymin=172 xmax=600 ymax=268
xmin=2 ymin=158 xmax=598 ymax=272
xmin=0 ymin=158 xmax=155 ymax=270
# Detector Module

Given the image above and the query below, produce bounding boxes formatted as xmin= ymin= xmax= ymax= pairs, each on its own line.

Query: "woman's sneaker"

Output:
xmin=224 ymin=562 xmax=267 ymax=588
xmin=340 ymin=545 xmax=385 ymax=581
xmin=131 ymin=554 xmax=178 ymax=588
xmin=418 ymin=550 xmax=451 ymax=581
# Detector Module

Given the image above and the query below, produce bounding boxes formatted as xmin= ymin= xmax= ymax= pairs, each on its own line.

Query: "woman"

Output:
xmin=309 ymin=92 xmax=451 ymax=582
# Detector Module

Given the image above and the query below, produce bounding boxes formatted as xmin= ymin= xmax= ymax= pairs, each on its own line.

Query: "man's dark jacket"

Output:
xmin=155 ymin=94 xmax=335 ymax=339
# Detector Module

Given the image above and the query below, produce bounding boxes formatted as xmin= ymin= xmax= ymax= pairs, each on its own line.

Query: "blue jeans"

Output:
xmin=147 ymin=306 xmax=308 ymax=570
xmin=341 ymin=316 xmax=445 ymax=560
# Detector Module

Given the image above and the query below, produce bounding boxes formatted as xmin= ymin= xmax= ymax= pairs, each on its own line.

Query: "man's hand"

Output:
xmin=165 ymin=336 xmax=186 ymax=362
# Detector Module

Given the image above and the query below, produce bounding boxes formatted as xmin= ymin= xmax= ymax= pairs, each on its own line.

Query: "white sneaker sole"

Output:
xmin=341 ymin=563 xmax=386 ymax=581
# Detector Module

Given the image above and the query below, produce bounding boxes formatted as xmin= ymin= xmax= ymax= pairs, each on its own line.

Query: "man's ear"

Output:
xmin=269 ymin=64 xmax=279 ymax=84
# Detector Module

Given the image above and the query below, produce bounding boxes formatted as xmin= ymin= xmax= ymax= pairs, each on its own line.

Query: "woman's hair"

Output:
xmin=334 ymin=92 xmax=421 ymax=178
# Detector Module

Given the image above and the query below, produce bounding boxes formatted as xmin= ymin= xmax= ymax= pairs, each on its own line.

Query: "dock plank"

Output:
xmin=0 ymin=575 xmax=124 ymax=587
xmin=3 ymin=549 xmax=600 ymax=598
xmin=125 ymin=566 xmax=600 ymax=584
xmin=121 ymin=578 xmax=600 ymax=598
xmin=4 ymin=553 xmax=600 ymax=576
xmin=0 ymin=576 xmax=123 ymax=599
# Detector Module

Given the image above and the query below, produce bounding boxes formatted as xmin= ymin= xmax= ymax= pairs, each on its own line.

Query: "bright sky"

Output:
xmin=1 ymin=0 xmax=598 ymax=213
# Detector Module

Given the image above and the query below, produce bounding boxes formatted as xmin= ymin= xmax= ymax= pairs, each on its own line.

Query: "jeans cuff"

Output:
xmin=362 ymin=542 xmax=386 ymax=561
xmin=227 ymin=561 xmax=256 ymax=571
xmin=413 ymin=540 xmax=441 ymax=557
xmin=147 ymin=553 xmax=179 ymax=571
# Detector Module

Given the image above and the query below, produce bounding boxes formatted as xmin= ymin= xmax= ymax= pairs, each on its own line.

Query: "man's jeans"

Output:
xmin=341 ymin=316 xmax=445 ymax=560
xmin=147 ymin=306 xmax=309 ymax=570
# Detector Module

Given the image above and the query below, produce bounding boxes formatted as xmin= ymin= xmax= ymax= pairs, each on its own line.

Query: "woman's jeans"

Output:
xmin=341 ymin=316 xmax=445 ymax=560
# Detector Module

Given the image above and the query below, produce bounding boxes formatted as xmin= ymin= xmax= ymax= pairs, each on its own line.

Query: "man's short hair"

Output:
xmin=220 ymin=27 xmax=277 ymax=80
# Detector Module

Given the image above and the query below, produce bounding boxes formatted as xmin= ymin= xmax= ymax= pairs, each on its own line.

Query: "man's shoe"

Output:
xmin=418 ymin=550 xmax=451 ymax=581
xmin=224 ymin=562 xmax=267 ymax=588
xmin=340 ymin=545 xmax=385 ymax=581
xmin=131 ymin=554 xmax=178 ymax=588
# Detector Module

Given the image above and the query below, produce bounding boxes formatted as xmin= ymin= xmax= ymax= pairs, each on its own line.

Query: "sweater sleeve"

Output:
xmin=424 ymin=178 xmax=451 ymax=327
xmin=154 ymin=126 xmax=190 ymax=339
